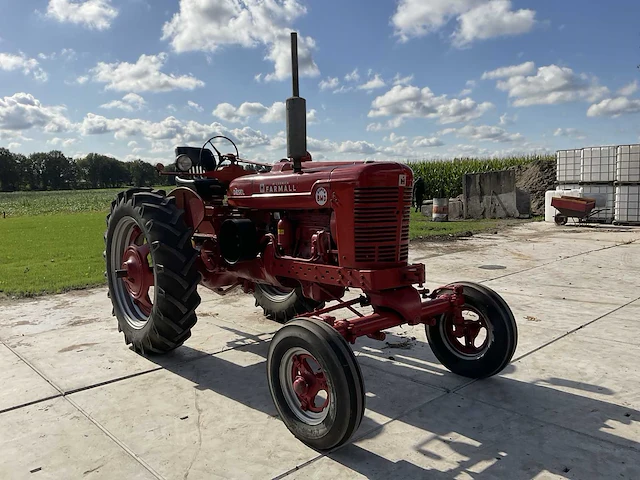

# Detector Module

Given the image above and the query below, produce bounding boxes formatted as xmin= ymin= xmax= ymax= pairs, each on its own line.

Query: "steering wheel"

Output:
xmin=200 ymin=135 xmax=240 ymax=171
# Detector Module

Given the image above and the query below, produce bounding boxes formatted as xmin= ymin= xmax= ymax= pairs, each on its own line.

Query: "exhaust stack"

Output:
xmin=286 ymin=32 xmax=307 ymax=172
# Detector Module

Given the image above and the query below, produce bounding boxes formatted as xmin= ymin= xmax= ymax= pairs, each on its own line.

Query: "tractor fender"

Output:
xmin=170 ymin=187 xmax=206 ymax=231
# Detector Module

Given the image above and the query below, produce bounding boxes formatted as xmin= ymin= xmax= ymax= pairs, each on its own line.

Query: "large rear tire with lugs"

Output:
xmin=253 ymin=284 xmax=324 ymax=323
xmin=104 ymin=187 xmax=201 ymax=354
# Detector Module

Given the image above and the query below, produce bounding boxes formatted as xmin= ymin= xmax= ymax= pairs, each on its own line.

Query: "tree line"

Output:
xmin=0 ymin=148 xmax=176 ymax=191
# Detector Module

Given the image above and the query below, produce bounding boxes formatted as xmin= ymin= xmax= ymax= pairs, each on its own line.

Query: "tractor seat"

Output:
xmin=175 ymin=177 xmax=225 ymax=199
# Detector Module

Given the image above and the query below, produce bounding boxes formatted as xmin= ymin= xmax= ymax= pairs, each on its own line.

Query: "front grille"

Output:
xmin=353 ymin=186 xmax=410 ymax=264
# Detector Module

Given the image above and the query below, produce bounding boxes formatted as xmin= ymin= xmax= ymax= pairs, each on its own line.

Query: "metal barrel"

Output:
xmin=432 ymin=197 xmax=449 ymax=222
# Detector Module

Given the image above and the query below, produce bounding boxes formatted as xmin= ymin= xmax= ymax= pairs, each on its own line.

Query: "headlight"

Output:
xmin=176 ymin=154 xmax=193 ymax=172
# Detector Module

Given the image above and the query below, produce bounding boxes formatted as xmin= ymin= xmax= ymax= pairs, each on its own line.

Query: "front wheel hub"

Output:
xmin=293 ymin=376 xmax=309 ymax=396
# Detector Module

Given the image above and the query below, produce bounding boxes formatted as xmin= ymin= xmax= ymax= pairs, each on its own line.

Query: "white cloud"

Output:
xmin=393 ymin=73 xmax=414 ymax=86
xmin=79 ymin=113 xmax=271 ymax=149
xmin=332 ymin=85 xmax=353 ymax=94
xmin=127 ymin=140 xmax=138 ymax=148
xmin=75 ymin=75 xmax=89 ymax=85
xmin=161 ymin=0 xmax=319 ymax=82
xmin=213 ymin=100 xmax=314 ymax=124
xmin=452 ymin=0 xmax=536 ymax=48
xmin=8 ymin=142 xmax=21 ymax=149
xmin=587 ymin=96 xmax=640 ymax=118
xmin=413 ymin=136 xmax=445 ymax=147
xmin=47 ymin=137 xmax=78 ymax=147
xmin=0 ymin=52 xmax=48 ymax=81
xmin=357 ymin=74 xmax=386 ymax=91
xmin=0 ymin=93 xmax=72 ymax=133
xmin=383 ymin=132 xmax=407 ymax=144
xmin=553 ymin=128 xmax=585 ymax=140
xmin=338 ymin=140 xmax=378 ymax=155
xmin=266 ymin=130 xmax=424 ymax=159
xmin=618 ymin=80 xmax=639 ymax=96
xmin=366 ymin=117 xmax=405 ymax=132
xmin=391 ymin=0 xmax=472 ymax=42
xmin=263 ymin=33 xmax=319 ymax=82
xmin=493 ymin=64 xmax=609 ymax=107
xmin=499 ymin=113 xmax=516 ymax=125
xmin=391 ymin=0 xmax=535 ymax=47
xmin=458 ymin=88 xmax=473 ymax=97
xmin=187 ymin=100 xmax=204 ymax=112
xmin=344 ymin=68 xmax=360 ymax=82
xmin=45 ymin=0 xmax=118 ymax=30
xmin=61 ymin=48 xmax=77 ymax=61
xmin=481 ymin=61 xmax=536 ymax=80
xmin=438 ymin=124 xmax=524 ymax=143
xmin=100 ymin=93 xmax=146 ymax=111
xmin=319 ymin=77 xmax=339 ymax=91
xmin=89 ymin=53 xmax=205 ymax=92
xmin=369 ymin=84 xmax=493 ymax=125
xmin=38 ymin=48 xmax=77 ymax=62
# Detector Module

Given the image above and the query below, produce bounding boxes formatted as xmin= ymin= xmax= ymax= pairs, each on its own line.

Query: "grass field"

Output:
xmin=409 ymin=211 xmax=499 ymax=238
xmin=0 ymin=185 xmax=535 ymax=297
xmin=0 ymin=188 xmax=133 ymax=216
xmin=0 ymin=212 xmax=107 ymax=296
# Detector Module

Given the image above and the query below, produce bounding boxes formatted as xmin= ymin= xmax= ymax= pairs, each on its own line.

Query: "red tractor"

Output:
xmin=104 ymin=33 xmax=517 ymax=451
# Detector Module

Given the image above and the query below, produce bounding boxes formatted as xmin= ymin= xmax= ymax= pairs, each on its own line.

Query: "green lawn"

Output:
xmin=0 ymin=187 xmax=166 ymax=217
xmin=0 ymin=212 xmax=107 ymax=296
xmin=409 ymin=211 xmax=502 ymax=239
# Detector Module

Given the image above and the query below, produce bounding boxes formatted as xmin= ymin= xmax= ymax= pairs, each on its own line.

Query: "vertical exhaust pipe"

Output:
xmin=286 ymin=32 xmax=307 ymax=173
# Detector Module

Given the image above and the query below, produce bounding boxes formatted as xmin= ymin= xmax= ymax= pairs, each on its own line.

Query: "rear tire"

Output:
xmin=267 ymin=318 xmax=365 ymax=451
xmin=426 ymin=282 xmax=517 ymax=378
xmin=253 ymin=283 xmax=324 ymax=323
xmin=104 ymin=187 xmax=201 ymax=354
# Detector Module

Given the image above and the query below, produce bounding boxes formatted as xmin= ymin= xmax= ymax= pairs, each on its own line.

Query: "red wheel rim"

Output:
xmin=441 ymin=306 xmax=491 ymax=358
xmin=109 ymin=218 xmax=155 ymax=328
xmin=279 ymin=347 xmax=331 ymax=425
xmin=291 ymin=353 xmax=329 ymax=413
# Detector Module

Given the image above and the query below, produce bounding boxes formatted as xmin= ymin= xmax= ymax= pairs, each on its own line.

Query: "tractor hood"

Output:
xmin=226 ymin=160 xmax=413 ymax=211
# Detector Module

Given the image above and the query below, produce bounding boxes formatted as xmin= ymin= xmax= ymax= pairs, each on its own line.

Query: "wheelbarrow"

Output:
xmin=550 ymin=195 xmax=605 ymax=225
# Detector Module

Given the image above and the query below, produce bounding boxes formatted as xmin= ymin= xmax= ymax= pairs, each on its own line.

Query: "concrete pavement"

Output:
xmin=1 ymin=222 xmax=639 ymax=479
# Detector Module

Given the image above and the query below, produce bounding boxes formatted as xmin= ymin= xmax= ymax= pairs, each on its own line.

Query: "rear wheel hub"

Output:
xmin=122 ymin=244 xmax=153 ymax=301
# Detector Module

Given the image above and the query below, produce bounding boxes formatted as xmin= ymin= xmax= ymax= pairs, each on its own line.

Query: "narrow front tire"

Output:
xmin=426 ymin=282 xmax=517 ymax=378
xmin=267 ymin=318 xmax=365 ymax=451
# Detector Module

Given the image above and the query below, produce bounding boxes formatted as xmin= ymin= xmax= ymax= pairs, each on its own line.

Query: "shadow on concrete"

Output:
xmin=147 ymin=325 xmax=639 ymax=479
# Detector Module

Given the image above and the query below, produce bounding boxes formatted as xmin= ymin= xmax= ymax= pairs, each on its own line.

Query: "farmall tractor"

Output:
xmin=104 ymin=33 xmax=517 ymax=451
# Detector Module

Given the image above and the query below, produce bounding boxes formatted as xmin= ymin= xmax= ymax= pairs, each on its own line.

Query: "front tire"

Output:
xmin=426 ymin=282 xmax=517 ymax=378
xmin=267 ymin=318 xmax=365 ymax=451
xmin=104 ymin=188 xmax=201 ymax=354
xmin=253 ymin=283 xmax=324 ymax=323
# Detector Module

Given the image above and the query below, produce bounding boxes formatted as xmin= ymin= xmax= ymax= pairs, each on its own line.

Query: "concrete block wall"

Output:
xmin=462 ymin=169 xmax=524 ymax=219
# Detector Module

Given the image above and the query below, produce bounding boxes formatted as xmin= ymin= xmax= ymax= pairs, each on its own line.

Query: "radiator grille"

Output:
xmin=353 ymin=186 xmax=410 ymax=264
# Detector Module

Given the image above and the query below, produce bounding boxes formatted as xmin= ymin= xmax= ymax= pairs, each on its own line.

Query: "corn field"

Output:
xmin=407 ymin=154 xmax=555 ymax=199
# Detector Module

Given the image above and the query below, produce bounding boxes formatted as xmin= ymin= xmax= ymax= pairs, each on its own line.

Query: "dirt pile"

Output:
xmin=511 ymin=159 xmax=557 ymax=216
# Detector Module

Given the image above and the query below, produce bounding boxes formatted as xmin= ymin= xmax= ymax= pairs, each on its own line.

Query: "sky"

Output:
xmin=1 ymin=0 xmax=640 ymax=165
